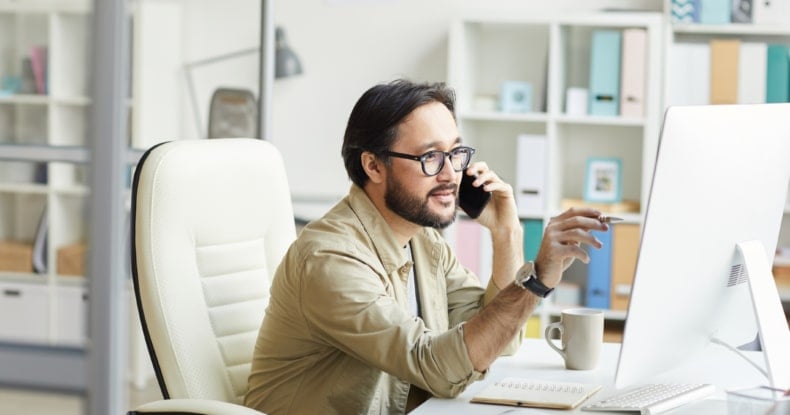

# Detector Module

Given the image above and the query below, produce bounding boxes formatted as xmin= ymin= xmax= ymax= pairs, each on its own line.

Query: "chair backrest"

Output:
xmin=131 ymin=138 xmax=295 ymax=404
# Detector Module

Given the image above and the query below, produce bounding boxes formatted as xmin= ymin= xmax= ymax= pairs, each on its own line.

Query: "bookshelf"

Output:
xmin=446 ymin=11 xmax=664 ymax=332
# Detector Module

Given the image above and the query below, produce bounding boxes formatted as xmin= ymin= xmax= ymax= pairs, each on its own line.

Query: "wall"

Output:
xmin=181 ymin=0 xmax=662 ymax=200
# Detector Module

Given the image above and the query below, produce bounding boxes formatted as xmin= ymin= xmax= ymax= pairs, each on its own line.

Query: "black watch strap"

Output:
xmin=515 ymin=261 xmax=554 ymax=298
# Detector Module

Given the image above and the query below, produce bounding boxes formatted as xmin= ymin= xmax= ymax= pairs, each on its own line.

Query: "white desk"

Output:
xmin=412 ymin=338 xmax=769 ymax=414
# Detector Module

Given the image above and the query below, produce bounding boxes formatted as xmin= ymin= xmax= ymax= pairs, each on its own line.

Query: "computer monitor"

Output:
xmin=614 ymin=104 xmax=790 ymax=390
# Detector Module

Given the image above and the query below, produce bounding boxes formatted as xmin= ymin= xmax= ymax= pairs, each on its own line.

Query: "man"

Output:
xmin=245 ymin=79 xmax=608 ymax=414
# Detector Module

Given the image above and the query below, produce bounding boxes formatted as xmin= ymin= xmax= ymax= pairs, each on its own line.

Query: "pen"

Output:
xmin=598 ymin=215 xmax=624 ymax=223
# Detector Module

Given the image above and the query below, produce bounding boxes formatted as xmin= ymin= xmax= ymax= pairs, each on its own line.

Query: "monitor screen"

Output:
xmin=615 ymin=104 xmax=790 ymax=390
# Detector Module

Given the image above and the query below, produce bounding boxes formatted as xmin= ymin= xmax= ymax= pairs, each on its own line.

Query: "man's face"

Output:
xmin=383 ymin=102 xmax=461 ymax=229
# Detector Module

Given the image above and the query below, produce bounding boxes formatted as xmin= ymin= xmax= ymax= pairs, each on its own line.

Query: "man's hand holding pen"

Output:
xmin=533 ymin=207 xmax=611 ymax=290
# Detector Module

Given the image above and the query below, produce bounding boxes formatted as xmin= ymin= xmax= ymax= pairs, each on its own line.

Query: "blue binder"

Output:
xmin=699 ymin=0 xmax=730 ymax=24
xmin=766 ymin=44 xmax=789 ymax=103
xmin=585 ymin=228 xmax=612 ymax=309
xmin=671 ymin=0 xmax=700 ymax=23
xmin=588 ymin=30 xmax=622 ymax=117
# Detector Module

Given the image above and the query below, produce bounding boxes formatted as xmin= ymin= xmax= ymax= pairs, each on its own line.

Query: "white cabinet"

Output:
xmin=447 ymin=12 xmax=663 ymax=332
xmin=0 ymin=281 xmax=49 ymax=343
xmin=0 ymin=2 xmax=91 ymax=347
xmin=0 ymin=0 xmax=179 ymax=352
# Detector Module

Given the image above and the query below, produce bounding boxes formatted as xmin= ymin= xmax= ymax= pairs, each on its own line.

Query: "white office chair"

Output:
xmin=128 ymin=138 xmax=296 ymax=415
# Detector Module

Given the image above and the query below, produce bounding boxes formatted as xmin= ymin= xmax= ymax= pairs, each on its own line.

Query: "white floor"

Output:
xmin=0 ymin=381 xmax=162 ymax=415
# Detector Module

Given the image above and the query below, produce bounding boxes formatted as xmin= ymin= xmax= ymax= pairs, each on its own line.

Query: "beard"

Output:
xmin=384 ymin=172 xmax=457 ymax=229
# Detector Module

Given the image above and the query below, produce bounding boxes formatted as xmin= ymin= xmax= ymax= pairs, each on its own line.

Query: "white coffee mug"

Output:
xmin=544 ymin=308 xmax=604 ymax=370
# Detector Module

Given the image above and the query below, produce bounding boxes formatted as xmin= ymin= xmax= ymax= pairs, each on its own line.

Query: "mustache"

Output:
xmin=428 ymin=184 xmax=458 ymax=196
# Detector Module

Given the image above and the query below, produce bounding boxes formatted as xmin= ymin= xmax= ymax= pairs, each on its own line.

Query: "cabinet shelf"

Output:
xmin=0 ymin=182 xmax=48 ymax=194
xmin=554 ymin=114 xmax=646 ymax=127
xmin=0 ymin=273 xmax=47 ymax=284
xmin=460 ymin=111 xmax=550 ymax=123
xmin=673 ymin=23 xmax=790 ymax=36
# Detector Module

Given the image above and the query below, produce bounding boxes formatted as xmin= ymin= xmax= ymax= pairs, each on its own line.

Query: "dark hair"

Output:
xmin=341 ymin=79 xmax=456 ymax=187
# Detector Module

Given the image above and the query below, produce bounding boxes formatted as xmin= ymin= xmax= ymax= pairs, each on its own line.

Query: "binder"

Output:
xmin=610 ymin=224 xmax=640 ymax=311
xmin=671 ymin=0 xmax=700 ymax=22
xmin=619 ymin=28 xmax=647 ymax=118
xmin=522 ymin=219 xmax=543 ymax=262
xmin=753 ymin=0 xmax=790 ymax=25
xmin=709 ymin=39 xmax=740 ymax=104
xmin=588 ymin=30 xmax=622 ymax=116
xmin=738 ymin=42 xmax=767 ymax=104
xmin=455 ymin=218 xmax=481 ymax=277
xmin=667 ymin=42 xmax=711 ymax=106
xmin=766 ymin=44 xmax=789 ymax=103
xmin=585 ymin=228 xmax=612 ymax=309
xmin=699 ymin=0 xmax=731 ymax=23
xmin=515 ymin=134 xmax=547 ymax=217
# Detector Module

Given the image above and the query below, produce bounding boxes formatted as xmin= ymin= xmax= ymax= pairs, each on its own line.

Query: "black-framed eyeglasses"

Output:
xmin=382 ymin=146 xmax=475 ymax=177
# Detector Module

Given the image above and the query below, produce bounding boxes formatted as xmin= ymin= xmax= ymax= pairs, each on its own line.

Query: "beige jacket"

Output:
xmin=245 ymin=185 xmax=520 ymax=414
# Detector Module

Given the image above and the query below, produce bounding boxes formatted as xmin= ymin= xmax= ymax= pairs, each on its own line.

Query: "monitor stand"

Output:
xmin=738 ymin=240 xmax=790 ymax=390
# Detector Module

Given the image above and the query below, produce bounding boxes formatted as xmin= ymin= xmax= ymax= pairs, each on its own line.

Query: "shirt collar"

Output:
xmin=347 ymin=184 xmax=411 ymax=274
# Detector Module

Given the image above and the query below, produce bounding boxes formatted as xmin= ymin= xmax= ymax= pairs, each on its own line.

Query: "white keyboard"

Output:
xmin=581 ymin=383 xmax=716 ymax=415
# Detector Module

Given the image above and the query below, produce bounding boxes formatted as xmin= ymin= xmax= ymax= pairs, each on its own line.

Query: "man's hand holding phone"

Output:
xmin=458 ymin=162 xmax=520 ymax=233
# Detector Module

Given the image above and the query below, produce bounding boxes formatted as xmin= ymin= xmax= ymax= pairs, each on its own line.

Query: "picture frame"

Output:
xmin=499 ymin=80 xmax=533 ymax=113
xmin=583 ymin=157 xmax=622 ymax=203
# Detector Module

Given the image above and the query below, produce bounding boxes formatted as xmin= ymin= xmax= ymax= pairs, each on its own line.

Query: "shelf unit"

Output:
xmin=662 ymin=6 xmax=790 ymax=311
xmin=0 ymin=0 xmax=178 ymax=390
xmin=0 ymin=1 xmax=92 ymax=348
xmin=447 ymin=11 xmax=663 ymax=332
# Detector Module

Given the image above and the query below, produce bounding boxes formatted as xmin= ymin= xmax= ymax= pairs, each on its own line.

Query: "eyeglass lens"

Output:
xmin=423 ymin=147 xmax=472 ymax=175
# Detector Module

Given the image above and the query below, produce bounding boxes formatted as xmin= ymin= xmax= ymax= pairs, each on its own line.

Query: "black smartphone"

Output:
xmin=458 ymin=170 xmax=491 ymax=219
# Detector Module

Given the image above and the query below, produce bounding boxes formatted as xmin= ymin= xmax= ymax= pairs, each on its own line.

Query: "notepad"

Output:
xmin=470 ymin=377 xmax=602 ymax=409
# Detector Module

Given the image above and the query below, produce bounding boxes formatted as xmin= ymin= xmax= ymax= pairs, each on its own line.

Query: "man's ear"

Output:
xmin=361 ymin=151 xmax=386 ymax=184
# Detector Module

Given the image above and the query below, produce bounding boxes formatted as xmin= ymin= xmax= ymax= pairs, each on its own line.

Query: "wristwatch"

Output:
xmin=514 ymin=261 xmax=554 ymax=298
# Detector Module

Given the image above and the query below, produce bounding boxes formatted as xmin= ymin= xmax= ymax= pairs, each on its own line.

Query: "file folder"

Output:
xmin=620 ymin=28 xmax=647 ymax=118
xmin=588 ymin=30 xmax=622 ymax=117
xmin=766 ymin=44 xmax=789 ymax=103
xmin=699 ymin=0 xmax=731 ymax=24
xmin=585 ymin=228 xmax=612 ymax=309
xmin=710 ymin=39 xmax=740 ymax=104
xmin=515 ymin=134 xmax=547 ymax=217
xmin=522 ymin=219 xmax=543 ymax=262
xmin=671 ymin=0 xmax=700 ymax=22
xmin=610 ymin=224 xmax=640 ymax=311
xmin=738 ymin=42 xmax=767 ymax=104
xmin=668 ymin=42 xmax=711 ymax=105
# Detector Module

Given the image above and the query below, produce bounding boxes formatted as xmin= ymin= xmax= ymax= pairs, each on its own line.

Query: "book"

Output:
xmin=29 ymin=46 xmax=48 ymax=95
xmin=32 ymin=207 xmax=48 ymax=274
xmin=471 ymin=377 xmax=602 ymax=409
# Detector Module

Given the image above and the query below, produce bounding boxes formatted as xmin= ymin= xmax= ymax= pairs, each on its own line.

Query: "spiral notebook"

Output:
xmin=471 ymin=377 xmax=602 ymax=409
